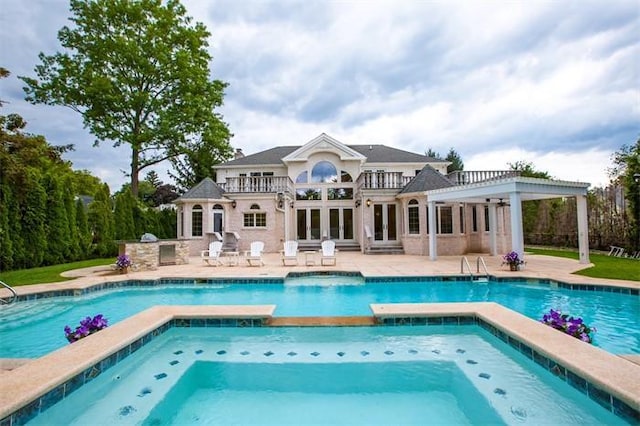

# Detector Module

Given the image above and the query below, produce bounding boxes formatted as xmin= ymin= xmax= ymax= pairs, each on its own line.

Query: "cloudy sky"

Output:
xmin=1 ymin=0 xmax=638 ymax=190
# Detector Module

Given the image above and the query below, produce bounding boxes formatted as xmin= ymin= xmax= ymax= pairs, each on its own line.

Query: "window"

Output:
xmin=425 ymin=206 xmax=430 ymax=234
xmin=439 ymin=206 xmax=453 ymax=234
xmin=296 ymin=188 xmax=322 ymax=200
xmin=341 ymin=170 xmax=353 ymax=182
xmin=296 ymin=171 xmax=308 ymax=183
xmin=484 ymin=206 xmax=490 ymax=232
xmin=327 ymin=188 xmax=353 ymax=200
xmin=244 ymin=204 xmax=266 ymax=228
xmin=179 ymin=207 xmax=184 ymax=237
xmin=408 ymin=199 xmax=419 ymax=234
xmin=191 ymin=205 xmax=203 ymax=236
xmin=311 ymin=161 xmax=338 ymax=183
xmin=459 ymin=205 xmax=465 ymax=234
xmin=472 ymin=206 xmax=478 ymax=232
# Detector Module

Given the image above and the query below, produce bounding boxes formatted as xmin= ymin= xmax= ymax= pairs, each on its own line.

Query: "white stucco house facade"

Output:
xmin=174 ymin=133 xmax=591 ymax=264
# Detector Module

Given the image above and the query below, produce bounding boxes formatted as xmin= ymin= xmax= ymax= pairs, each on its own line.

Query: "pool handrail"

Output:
xmin=0 ymin=280 xmax=17 ymax=305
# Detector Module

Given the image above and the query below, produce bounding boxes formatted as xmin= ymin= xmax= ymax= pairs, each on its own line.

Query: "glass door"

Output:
xmin=373 ymin=203 xmax=397 ymax=241
xmin=329 ymin=208 xmax=354 ymax=241
xmin=296 ymin=208 xmax=321 ymax=241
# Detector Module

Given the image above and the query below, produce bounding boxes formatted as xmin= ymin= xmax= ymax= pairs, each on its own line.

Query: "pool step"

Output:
xmin=268 ymin=316 xmax=376 ymax=326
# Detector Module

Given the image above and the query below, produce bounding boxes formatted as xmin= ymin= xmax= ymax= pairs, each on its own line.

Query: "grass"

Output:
xmin=526 ymin=247 xmax=640 ymax=282
xmin=0 ymin=258 xmax=113 ymax=286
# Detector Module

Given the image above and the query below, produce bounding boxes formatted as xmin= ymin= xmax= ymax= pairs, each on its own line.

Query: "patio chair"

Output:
xmin=245 ymin=241 xmax=265 ymax=266
xmin=320 ymin=240 xmax=337 ymax=266
xmin=201 ymin=241 xmax=223 ymax=266
xmin=281 ymin=240 xmax=299 ymax=266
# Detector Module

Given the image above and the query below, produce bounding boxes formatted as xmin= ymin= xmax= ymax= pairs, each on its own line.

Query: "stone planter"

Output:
xmin=509 ymin=263 xmax=518 ymax=271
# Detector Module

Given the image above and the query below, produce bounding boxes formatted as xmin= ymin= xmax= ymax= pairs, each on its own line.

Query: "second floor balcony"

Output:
xmin=220 ymin=176 xmax=294 ymax=194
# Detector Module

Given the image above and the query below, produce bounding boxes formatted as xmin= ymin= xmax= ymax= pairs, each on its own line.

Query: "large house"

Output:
xmin=174 ymin=133 xmax=591 ymax=263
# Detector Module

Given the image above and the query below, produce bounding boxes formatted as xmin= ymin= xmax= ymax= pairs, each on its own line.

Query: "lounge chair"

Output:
xmin=281 ymin=240 xmax=299 ymax=266
xmin=201 ymin=241 xmax=223 ymax=266
xmin=320 ymin=240 xmax=337 ymax=266
xmin=245 ymin=241 xmax=265 ymax=266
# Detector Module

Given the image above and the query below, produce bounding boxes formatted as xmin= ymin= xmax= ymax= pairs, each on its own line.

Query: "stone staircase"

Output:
xmin=365 ymin=244 xmax=405 ymax=255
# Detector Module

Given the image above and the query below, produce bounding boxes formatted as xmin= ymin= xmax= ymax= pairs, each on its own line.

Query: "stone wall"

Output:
xmin=118 ymin=240 xmax=190 ymax=271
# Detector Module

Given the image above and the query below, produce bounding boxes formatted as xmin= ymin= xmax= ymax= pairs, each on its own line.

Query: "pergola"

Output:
xmin=425 ymin=177 xmax=591 ymax=264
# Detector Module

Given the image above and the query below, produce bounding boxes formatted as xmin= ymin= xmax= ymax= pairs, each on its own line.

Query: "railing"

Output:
xmin=460 ymin=257 xmax=473 ymax=278
xmin=220 ymin=176 xmax=293 ymax=193
xmin=357 ymin=172 xmax=414 ymax=190
xmin=0 ymin=280 xmax=17 ymax=305
xmin=476 ymin=257 xmax=489 ymax=282
xmin=447 ymin=170 xmax=522 ymax=185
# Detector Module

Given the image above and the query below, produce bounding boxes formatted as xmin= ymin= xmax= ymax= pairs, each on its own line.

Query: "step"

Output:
xmin=268 ymin=316 xmax=376 ymax=326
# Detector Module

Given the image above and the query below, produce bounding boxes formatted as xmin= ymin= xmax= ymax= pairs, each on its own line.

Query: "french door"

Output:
xmin=296 ymin=208 xmax=321 ymax=241
xmin=373 ymin=203 xmax=397 ymax=241
xmin=329 ymin=208 xmax=354 ymax=241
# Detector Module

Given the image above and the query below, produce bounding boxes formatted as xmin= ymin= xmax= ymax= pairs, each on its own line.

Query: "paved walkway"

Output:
xmin=49 ymin=252 xmax=639 ymax=292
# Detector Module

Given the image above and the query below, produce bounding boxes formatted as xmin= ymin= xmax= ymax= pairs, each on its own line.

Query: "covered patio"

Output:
xmin=425 ymin=177 xmax=591 ymax=264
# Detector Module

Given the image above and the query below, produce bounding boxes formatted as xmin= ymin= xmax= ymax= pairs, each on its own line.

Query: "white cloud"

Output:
xmin=1 ymin=0 xmax=638 ymax=191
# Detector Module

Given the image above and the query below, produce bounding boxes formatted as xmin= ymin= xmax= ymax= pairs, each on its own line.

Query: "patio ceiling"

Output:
xmin=425 ymin=176 xmax=590 ymax=203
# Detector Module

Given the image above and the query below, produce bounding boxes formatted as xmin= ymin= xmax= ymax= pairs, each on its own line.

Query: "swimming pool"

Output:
xmin=24 ymin=326 xmax=629 ymax=425
xmin=1 ymin=275 xmax=638 ymax=357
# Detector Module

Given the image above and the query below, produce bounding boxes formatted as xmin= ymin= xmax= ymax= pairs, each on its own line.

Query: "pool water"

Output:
xmin=0 ymin=278 xmax=638 ymax=357
xmin=28 ymin=326 xmax=627 ymax=425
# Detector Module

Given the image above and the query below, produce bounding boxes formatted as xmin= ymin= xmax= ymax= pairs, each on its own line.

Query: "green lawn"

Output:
xmin=526 ymin=247 xmax=640 ymax=282
xmin=0 ymin=258 xmax=113 ymax=286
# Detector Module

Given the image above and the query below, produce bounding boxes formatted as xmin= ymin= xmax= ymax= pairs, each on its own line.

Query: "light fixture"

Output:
xmin=366 ymin=198 xmax=372 ymax=207
xmin=290 ymin=201 xmax=295 ymax=209
xmin=355 ymin=199 xmax=361 ymax=208
xmin=231 ymin=200 xmax=236 ymax=209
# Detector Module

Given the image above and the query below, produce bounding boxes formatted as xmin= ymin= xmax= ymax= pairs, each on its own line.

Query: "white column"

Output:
xmin=428 ymin=200 xmax=437 ymax=260
xmin=576 ymin=194 xmax=590 ymax=264
xmin=488 ymin=204 xmax=498 ymax=256
xmin=509 ymin=192 xmax=524 ymax=257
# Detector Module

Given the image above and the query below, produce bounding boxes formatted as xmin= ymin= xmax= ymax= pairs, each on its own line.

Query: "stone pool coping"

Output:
xmin=1 ymin=302 xmax=638 ymax=424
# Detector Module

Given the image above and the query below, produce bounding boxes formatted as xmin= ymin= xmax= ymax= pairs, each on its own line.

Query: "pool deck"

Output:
xmin=0 ymin=253 xmax=639 ymax=423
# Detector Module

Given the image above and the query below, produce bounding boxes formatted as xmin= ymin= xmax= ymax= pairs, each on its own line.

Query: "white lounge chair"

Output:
xmin=320 ymin=240 xmax=337 ymax=266
xmin=281 ymin=240 xmax=299 ymax=266
xmin=201 ymin=241 xmax=223 ymax=266
xmin=245 ymin=241 xmax=265 ymax=266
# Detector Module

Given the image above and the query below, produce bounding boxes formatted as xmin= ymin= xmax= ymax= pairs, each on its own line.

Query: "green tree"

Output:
xmin=75 ymin=198 xmax=92 ymax=259
xmin=508 ymin=161 xmax=551 ymax=179
xmin=113 ymin=188 xmax=137 ymax=240
xmin=445 ymin=147 xmax=464 ymax=173
xmin=610 ymin=139 xmax=640 ymax=250
xmin=43 ymin=174 xmax=71 ymax=265
xmin=89 ymin=183 xmax=115 ymax=257
xmin=0 ymin=186 xmax=14 ymax=271
xmin=425 ymin=148 xmax=441 ymax=159
xmin=63 ymin=176 xmax=81 ymax=260
xmin=72 ymin=170 xmax=104 ymax=197
xmin=169 ymin=123 xmax=233 ymax=190
xmin=145 ymin=171 xmax=162 ymax=188
xmin=20 ymin=170 xmax=48 ymax=268
xmin=21 ymin=0 xmax=232 ymax=197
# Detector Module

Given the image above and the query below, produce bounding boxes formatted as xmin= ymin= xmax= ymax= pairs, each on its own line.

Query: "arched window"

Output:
xmin=341 ymin=170 xmax=353 ymax=182
xmin=408 ymin=199 xmax=419 ymax=234
xmin=311 ymin=161 xmax=338 ymax=183
xmin=192 ymin=205 xmax=203 ymax=237
xmin=250 ymin=204 xmax=260 ymax=210
xmin=296 ymin=171 xmax=308 ymax=183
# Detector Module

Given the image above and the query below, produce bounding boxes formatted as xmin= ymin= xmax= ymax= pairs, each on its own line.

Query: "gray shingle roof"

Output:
xmin=218 ymin=144 xmax=444 ymax=167
xmin=176 ymin=177 xmax=225 ymax=200
xmin=400 ymin=164 xmax=454 ymax=194
xmin=349 ymin=145 xmax=446 ymax=163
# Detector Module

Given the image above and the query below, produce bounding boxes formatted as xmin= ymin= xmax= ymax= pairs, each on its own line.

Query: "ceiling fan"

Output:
xmin=497 ymin=198 xmax=509 ymax=207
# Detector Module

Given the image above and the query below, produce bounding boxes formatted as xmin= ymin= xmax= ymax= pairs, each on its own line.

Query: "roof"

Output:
xmin=218 ymin=144 xmax=444 ymax=167
xmin=175 ymin=177 xmax=225 ymax=201
xmin=400 ymin=164 xmax=455 ymax=194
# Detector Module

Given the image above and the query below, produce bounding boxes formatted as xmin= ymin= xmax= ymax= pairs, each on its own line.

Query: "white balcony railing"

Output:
xmin=220 ymin=176 xmax=293 ymax=193
xmin=357 ymin=172 xmax=413 ymax=190
xmin=446 ymin=170 xmax=522 ymax=185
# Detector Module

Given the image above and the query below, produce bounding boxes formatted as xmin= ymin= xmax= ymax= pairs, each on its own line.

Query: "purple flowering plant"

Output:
xmin=540 ymin=309 xmax=595 ymax=344
xmin=64 ymin=314 xmax=108 ymax=343
xmin=116 ymin=254 xmax=132 ymax=270
xmin=503 ymin=251 xmax=522 ymax=266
